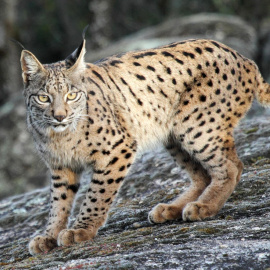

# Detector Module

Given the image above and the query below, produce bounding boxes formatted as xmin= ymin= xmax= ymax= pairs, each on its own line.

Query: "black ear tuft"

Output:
xmin=10 ymin=38 xmax=26 ymax=50
xmin=82 ymin=25 xmax=89 ymax=39
xmin=65 ymin=25 xmax=89 ymax=69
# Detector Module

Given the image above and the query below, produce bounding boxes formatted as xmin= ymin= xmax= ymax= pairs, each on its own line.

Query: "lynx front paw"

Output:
xmin=57 ymin=228 xmax=96 ymax=247
xmin=182 ymin=202 xmax=214 ymax=221
xmin=29 ymin=235 xmax=57 ymax=255
xmin=148 ymin=203 xmax=182 ymax=224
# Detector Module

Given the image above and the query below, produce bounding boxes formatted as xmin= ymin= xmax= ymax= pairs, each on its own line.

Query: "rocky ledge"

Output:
xmin=0 ymin=115 xmax=270 ymax=270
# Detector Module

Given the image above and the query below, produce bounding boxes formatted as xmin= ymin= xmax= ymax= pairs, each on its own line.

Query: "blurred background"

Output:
xmin=1 ymin=0 xmax=270 ymax=200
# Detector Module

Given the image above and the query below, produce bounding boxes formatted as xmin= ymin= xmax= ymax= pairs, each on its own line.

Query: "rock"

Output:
xmin=86 ymin=13 xmax=257 ymax=62
xmin=0 ymin=115 xmax=269 ymax=269
xmin=0 ymin=96 xmax=49 ymax=200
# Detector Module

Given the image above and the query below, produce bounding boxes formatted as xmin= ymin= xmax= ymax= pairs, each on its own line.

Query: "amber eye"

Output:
xmin=38 ymin=95 xmax=50 ymax=103
xmin=67 ymin=92 xmax=77 ymax=101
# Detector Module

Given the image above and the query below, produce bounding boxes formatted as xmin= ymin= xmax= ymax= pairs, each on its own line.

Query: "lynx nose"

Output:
xmin=54 ymin=115 xmax=66 ymax=122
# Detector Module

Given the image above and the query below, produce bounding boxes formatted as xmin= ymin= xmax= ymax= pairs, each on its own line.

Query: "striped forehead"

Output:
xmin=45 ymin=66 xmax=70 ymax=93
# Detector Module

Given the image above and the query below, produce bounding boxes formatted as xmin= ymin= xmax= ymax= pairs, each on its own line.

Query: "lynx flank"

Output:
xmin=21 ymin=36 xmax=270 ymax=255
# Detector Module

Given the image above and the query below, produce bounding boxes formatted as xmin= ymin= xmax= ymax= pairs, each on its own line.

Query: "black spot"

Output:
xmin=211 ymin=41 xmax=220 ymax=48
xmin=102 ymin=150 xmax=111 ymax=155
xmin=210 ymin=118 xmax=215 ymax=122
xmin=224 ymin=59 xmax=229 ymax=65
xmin=182 ymin=115 xmax=190 ymax=122
xmin=110 ymin=60 xmax=123 ymax=66
xmin=227 ymin=84 xmax=232 ymax=90
xmin=197 ymin=64 xmax=202 ymax=70
xmin=90 ymin=149 xmax=98 ymax=156
xmin=187 ymin=68 xmax=192 ymax=76
xmin=231 ymin=69 xmax=235 ymax=75
xmin=91 ymin=198 xmax=97 ymax=203
xmin=109 ymin=157 xmax=119 ymax=165
xmin=134 ymin=51 xmax=157 ymax=59
xmin=186 ymin=127 xmax=194 ymax=133
xmin=160 ymin=89 xmax=168 ymax=98
xmin=183 ymin=51 xmax=195 ymax=59
xmin=196 ymin=113 xmax=203 ymax=120
xmin=119 ymin=165 xmax=125 ymax=171
xmin=68 ymin=184 xmax=80 ymax=193
xmin=223 ymin=74 xmax=228 ymax=80
xmin=207 ymin=80 xmax=213 ymax=87
xmin=92 ymin=70 xmax=105 ymax=84
xmin=89 ymin=91 xmax=96 ymax=96
xmin=203 ymin=154 xmax=216 ymax=162
xmin=205 ymin=47 xmax=214 ymax=53
xmin=99 ymin=189 xmax=105 ymax=193
xmin=201 ymin=72 xmax=207 ymax=78
xmin=200 ymin=95 xmax=207 ymax=102
xmin=107 ymin=179 xmax=114 ymax=184
xmin=136 ymin=74 xmax=146 ymax=80
xmin=125 ymin=153 xmax=132 ymax=159
xmin=115 ymin=177 xmax=124 ymax=183
xmin=183 ymin=100 xmax=189 ymax=106
xmin=199 ymin=120 xmax=206 ymax=126
xmin=162 ymin=51 xmax=174 ymax=57
xmin=231 ymin=51 xmax=237 ymax=59
xmin=172 ymin=78 xmax=177 ymax=85
xmin=112 ymin=138 xmax=124 ymax=149
xmin=133 ymin=62 xmax=141 ymax=66
xmin=147 ymin=85 xmax=155 ymax=93
xmin=147 ymin=65 xmax=155 ymax=72
xmin=53 ymin=183 xmax=65 ymax=188
xmin=52 ymin=175 xmax=61 ymax=180
xmin=61 ymin=193 xmax=67 ymax=200
xmin=175 ymin=58 xmax=184 ymax=65
xmin=210 ymin=102 xmax=216 ymax=107
xmin=167 ymin=67 xmax=171 ymax=74
xmin=221 ymin=98 xmax=226 ymax=103
xmin=215 ymin=67 xmax=220 ymax=74
xmin=157 ymin=75 xmax=164 ymax=82
xmin=97 ymin=127 xmax=103 ymax=133
xmin=88 ymin=117 xmax=94 ymax=124
xmin=195 ymin=47 xmax=202 ymax=54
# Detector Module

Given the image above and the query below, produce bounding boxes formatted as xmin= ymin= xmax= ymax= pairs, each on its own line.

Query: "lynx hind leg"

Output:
xmin=148 ymin=142 xmax=211 ymax=224
xmin=182 ymin=136 xmax=242 ymax=222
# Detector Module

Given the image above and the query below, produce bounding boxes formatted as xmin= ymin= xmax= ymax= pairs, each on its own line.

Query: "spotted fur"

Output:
xmin=21 ymin=38 xmax=270 ymax=255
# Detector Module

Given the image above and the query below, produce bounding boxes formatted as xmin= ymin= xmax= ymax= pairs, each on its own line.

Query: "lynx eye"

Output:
xmin=66 ymin=92 xmax=77 ymax=101
xmin=38 ymin=95 xmax=50 ymax=103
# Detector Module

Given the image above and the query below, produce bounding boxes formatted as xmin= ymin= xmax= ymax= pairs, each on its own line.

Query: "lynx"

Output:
xmin=20 ymin=33 xmax=270 ymax=255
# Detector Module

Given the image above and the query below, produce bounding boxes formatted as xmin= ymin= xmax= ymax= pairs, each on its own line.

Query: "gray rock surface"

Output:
xmin=0 ymin=115 xmax=269 ymax=269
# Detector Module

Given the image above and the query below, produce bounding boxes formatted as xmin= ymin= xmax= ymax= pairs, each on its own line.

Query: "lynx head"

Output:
xmin=20 ymin=39 xmax=87 ymax=134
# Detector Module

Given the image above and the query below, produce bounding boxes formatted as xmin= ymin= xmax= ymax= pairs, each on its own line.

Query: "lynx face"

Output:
xmin=28 ymin=79 xmax=86 ymax=133
xmin=22 ymin=49 xmax=88 ymax=134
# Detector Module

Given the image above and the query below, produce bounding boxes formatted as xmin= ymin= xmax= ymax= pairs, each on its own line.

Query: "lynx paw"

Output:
xmin=148 ymin=203 xmax=182 ymax=224
xmin=57 ymin=228 xmax=96 ymax=246
xmin=29 ymin=235 xmax=57 ymax=255
xmin=182 ymin=202 xmax=214 ymax=221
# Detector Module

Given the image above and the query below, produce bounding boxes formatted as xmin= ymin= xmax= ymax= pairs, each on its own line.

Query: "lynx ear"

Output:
xmin=20 ymin=50 xmax=47 ymax=85
xmin=65 ymin=25 xmax=88 ymax=73
xmin=65 ymin=39 xmax=86 ymax=72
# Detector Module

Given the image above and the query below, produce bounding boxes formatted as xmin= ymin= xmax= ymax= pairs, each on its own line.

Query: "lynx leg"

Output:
xmin=29 ymin=168 xmax=80 ymax=255
xmin=148 ymin=143 xmax=211 ymax=224
xmin=57 ymin=148 xmax=136 ymax=247
xmin=183 ymin=137 xmax=242 ymax=221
